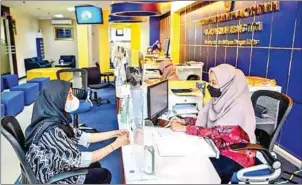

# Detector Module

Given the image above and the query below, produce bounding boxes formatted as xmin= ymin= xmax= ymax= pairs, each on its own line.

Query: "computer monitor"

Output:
xmin=147 ymin=80 xmax=169 ymax=122
xmin=164 ymin=38 xmax=170 ymax=58
xmin=75 ymin=5 xmax=103 ymax=24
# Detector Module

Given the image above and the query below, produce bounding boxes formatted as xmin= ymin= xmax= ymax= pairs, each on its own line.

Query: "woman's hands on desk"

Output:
xmin=170 ymin=116 xmax=187 ymax=132
xmin=112 ymin=131 xmax=130 ymax=149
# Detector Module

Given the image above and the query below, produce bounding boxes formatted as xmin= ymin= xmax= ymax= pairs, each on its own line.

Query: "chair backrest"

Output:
xmin=187 ymin=74 xmax=200 ymax=80
xmin=251 ymin=90 xmax=293 ymax=151
xmin=1 ymin=116 xmax=38 ymax=184
xmin=95 ymin=62 xmax=101 ymax=72
xmin=60 ymin=55 xmax=76 ymax=68
xmin=56 ymin=68 xmax=88 ymax=91
xmin=82 ymin=67 xmax=101 ymax=85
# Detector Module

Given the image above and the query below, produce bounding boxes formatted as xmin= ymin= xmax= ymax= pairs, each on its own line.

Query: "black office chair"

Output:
xmin=82 ymin=67 xmax=110 ymax=106
xmin=56 ymin=68 xmax=97 ymax=132
xmin=95 ymin=62 xmax=115 ymax=86
xmin=0 ymin=116 xmax=88 ymax=184
xmin=187 ymin=74 xmax=201 ymax=80
xmin=230 ymin=90 xmax=293 ymax=183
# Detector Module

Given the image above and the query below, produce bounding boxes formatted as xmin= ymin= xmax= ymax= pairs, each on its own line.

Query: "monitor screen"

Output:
xmin=75 ymin=5 xmax=103 ymax=24
xmin=147 ymin=80 xmax=168 ymax=120
xmin=164 ymin=38 xmax=170 ymax=57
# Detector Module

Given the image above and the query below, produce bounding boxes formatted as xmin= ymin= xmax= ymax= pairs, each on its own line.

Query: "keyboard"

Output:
xmin=171 ymin=88 xmax=193 ymax=93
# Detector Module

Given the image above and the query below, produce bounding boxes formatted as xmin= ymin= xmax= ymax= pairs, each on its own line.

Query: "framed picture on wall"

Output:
xmin=116 ymin=28 xmax=124 ymax=36
xmin=54 ymin=27 xmax=74 ymax=40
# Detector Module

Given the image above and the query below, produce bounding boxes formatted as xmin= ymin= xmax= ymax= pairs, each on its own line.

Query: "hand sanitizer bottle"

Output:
xmin=143 ymin=145 xmax=155 ymax=175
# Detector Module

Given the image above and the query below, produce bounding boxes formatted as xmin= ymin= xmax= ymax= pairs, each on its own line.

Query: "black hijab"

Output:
xmin=25 ymin=80 xmax=74 ymax=148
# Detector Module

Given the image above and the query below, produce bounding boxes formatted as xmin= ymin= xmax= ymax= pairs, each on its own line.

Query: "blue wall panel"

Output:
xmin=216 ymin=47 xmax=225 ymax=66
xmin=279 ymin=103 xmax=302 ymax=160
xmin=267 ymin=49 xmax=291 ymax=93
xmin=226 ymin=48 xmax=237 ymax=67
xmin=237 ymin=48 xmax=251 ymax=75
xmin=250 ymin=48 xmax=269 ymax=77
xmin=271 ymin=2 xmax=298 ymax=48
xmin=294 ymin=2 xmax=302 ymax=48
xmin=287 ymin=50 xmax=302 ymax=103
xmin=254 ymin=13 xmax=273 ymax=47
xmin=149 ymin=17 xmax=160 ymax=46
xmin=207 ymin=47 xmax=216 ymax=70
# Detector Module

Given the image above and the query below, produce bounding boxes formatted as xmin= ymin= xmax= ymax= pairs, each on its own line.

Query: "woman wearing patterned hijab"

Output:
xmin=25 ymin=80 xmax=130 ymax=184
xmin=170 ymin=64 xmax=256 ymax=183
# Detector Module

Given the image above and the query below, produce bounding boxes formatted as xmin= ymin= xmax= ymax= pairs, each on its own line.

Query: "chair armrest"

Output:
xmin=42 ymin=60 xmax=50 ymax=64
xmin=236 ymin=164 xmax=282 ymax=183
xmin=230 ymin=143 xmax=281 ymax=169
xmin=46 ymin=169 xmax=88 ymax=184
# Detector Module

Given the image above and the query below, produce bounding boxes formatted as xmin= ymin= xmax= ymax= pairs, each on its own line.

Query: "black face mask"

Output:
xmin=207 ymin=85 xmax=222 ymax=98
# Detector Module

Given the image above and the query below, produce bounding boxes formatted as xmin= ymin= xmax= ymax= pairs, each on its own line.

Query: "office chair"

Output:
xmin=82 ymin=67 xmax=110 ymax=106
xmin=187 ymin=74 xmax=200 ymax=80
xmin=95 ymin=62 xmax=115 ymax=86
xmin=230 ymin=90 xmax=293 ymax=183
xmin=56 ymin=68 xmax=97 ymax=132
xmin=0 ymin=116 xmax=88 ymax=184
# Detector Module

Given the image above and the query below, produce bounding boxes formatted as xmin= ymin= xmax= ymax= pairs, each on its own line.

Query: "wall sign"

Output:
xmin=200 ymin=1 xmax=279 ymax=26
xmin=204 ymin=21 xmax=263 ymax=36
xmin=205 ymin=39 xmax=260 ymax=46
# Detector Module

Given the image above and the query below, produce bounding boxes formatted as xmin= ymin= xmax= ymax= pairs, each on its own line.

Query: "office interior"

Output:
xmin=0 ymin=1 xmax=301 ymax=184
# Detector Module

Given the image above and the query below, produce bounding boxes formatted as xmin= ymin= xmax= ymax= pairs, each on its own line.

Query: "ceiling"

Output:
xmin=1 ymin=1 xmax=170 ymax=20
xmin=1 ymin=1 xmax=115 ymax=19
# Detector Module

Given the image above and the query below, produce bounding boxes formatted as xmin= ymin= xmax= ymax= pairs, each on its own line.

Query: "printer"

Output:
xmin=169 ymin=88 xmax=203 ymax=118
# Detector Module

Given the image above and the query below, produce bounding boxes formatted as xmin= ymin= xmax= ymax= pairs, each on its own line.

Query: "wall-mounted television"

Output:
xmin=75 ymin=5 xmax=103 ymax=24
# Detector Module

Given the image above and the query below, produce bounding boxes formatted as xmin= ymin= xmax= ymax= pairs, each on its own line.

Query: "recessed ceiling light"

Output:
xmin=54 ymin=14 xmax=64 ymax=18
xmin=67 ymin=7 xmax=75 ymax=11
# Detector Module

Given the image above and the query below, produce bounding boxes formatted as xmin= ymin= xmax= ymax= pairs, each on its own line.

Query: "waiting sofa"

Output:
xmin=24 ymin=57 xmax=51 ymax=71
xmin=59 ymin=55 xmax=76 ymax=68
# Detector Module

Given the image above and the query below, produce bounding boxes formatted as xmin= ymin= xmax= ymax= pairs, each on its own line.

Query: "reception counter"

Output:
xmin=26 ymin=68 xmax=73 ymax=81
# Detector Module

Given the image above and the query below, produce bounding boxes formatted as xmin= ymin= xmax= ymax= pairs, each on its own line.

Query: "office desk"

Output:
xmin=118 ymin=120 xmax=221 ymax=184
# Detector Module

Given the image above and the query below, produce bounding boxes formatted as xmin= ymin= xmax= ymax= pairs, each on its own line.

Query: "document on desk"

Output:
xmin=156 ymin=134 xmax=217 ymax=158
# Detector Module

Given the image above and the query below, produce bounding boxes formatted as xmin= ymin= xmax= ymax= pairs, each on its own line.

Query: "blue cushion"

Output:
xmin=1 ymin=91 xmax=24 ymax=116
xmin=1 ymin=74 xmax=19 ymax=89
xmin=1 ymin=104 xmax=5 ymax=117
xmin=70 ymin=100 xmax=91 ymax=114
xmin=11 ymin=83 xmax=39 ymax=105
xmin=231 ymin=168 xmax=272 ymax=183
xmin=27 ymin=77 xmax=50 ymax=90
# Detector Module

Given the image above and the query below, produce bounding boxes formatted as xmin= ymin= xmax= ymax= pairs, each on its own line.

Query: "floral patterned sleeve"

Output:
xmin=183 ymin=117 xmax=197 ymax=126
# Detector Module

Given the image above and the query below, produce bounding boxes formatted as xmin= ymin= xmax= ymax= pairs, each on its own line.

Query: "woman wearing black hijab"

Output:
xmin=25 ymin=80 xmax=130 ymax=184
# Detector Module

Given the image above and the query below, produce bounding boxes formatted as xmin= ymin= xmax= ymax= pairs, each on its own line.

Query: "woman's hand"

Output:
xmin=112 ymin=133 xmax=130 ymax=149
xmin=114 ymin=129 xmax=129 ymax=137
xmin=170 ymin=116 xmax=186 ymax=125
xmin=171 ymin=122 xmax=187 ymax=132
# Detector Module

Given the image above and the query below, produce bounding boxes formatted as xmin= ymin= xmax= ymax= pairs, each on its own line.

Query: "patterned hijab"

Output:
xmin=25 ymin=80 xmax=74 ymax=148
xmin=196 ymin=64 xmax=256 ymax=143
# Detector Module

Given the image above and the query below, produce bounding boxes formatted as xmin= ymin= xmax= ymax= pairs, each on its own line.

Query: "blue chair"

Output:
xmin=230 ymin=90 xmax=293 ymax=183
xmin=1 ymin=91 xmax=24 ymax=116
xmin=1 ymin=74 xmax=19 ymax=89
xmin=59 ymin=55 xmax=76 ymax=68
xmin=1 ymin=116 xmax=88 ymax=184
xmin=1 ymin=104 xmax=5 ymax=117
xmin=11 ymin=83 xmax=39 ymax=105
xmin=27 ymin=77 xmax=50 ymax=90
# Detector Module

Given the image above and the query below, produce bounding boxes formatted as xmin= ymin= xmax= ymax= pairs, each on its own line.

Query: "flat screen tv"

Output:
xmin=75 ymin=5 xmax=103 ymax=24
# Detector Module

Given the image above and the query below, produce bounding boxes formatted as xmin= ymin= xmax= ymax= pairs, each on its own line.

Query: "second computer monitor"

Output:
xmin=147 ymin=80 xmax=169 ymax=122
xmin=164 ymin=38 xmax=170 ymax=58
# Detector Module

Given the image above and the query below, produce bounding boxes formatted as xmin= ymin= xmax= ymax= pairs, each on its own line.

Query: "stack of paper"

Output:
xmin=173 ymin=104 xmax=199 ymax=115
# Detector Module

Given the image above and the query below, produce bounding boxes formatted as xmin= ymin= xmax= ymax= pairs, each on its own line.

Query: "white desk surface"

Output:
xmin=118 ymin=119 xmax=221 ymax=184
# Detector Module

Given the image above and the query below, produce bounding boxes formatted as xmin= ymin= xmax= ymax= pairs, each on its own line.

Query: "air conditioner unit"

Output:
xmin=51 ymin=19 xmax=72 ymax=25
